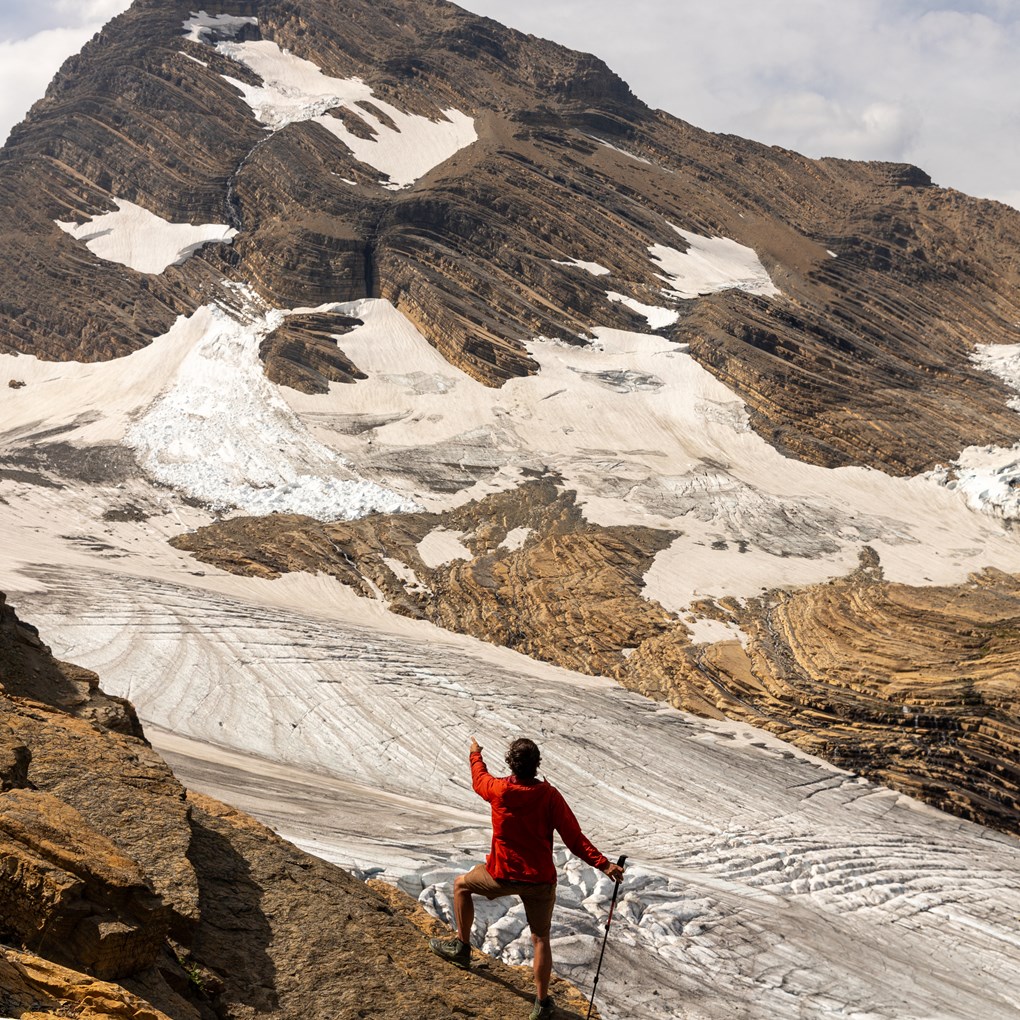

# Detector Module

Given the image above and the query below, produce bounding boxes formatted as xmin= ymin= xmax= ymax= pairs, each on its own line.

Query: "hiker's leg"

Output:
xmin=531 ymin=932 xmax=552 ymax=1000
xmin=521 ymin=883 xmax=557 ymax=1001
xmin=454 ymin=874 xmax=474 ymax=944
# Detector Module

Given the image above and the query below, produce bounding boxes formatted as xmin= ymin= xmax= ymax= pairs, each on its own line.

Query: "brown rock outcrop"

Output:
xmin=0 ymin=788 xmax=169 ymax=980
xmin=172 ymin=476 xmax=678 ymax=675
xmin=0 ymin=946 xmax=173 ymax=1020
xmin=259 ymin=310 xmax=366 ymax=393
xmin=626 ymin=561 xmax=1020 ymax=833
xmin=1 ymin=592 xmax=200 ymax=937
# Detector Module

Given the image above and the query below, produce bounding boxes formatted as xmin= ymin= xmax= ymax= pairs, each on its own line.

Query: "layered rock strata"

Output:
xmin=258 ymin=310 xmax=366 ymax=393
xmin=3 ymin=0 xmax=1020 ymax=473
xmin=172 ymin=490 xmax=1020 ymax=836
xmin=171 ymin=477 xmax=678 ymax=675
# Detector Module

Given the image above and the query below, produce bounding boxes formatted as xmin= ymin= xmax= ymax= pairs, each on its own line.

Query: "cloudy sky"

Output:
xmin=1 ymin=0 xmax=1017 ymax=209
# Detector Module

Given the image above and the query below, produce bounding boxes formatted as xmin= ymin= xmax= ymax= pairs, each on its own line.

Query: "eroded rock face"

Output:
xmin=7 ymin=702 xmax=201 ymax=940
xmin=3 ymin=0 xmax=1020 ymax=474
xmin=171 ymin=477 xmax=678 ymax=675
xmin=0 ymin=946 xmax=174 ymax=1020
xmin=0 ymin=788 xmax=169 ymax=980
xmin=259 ymin=310 xmax=366 ymax=393
xmin=172 ymin=497 xmax=1020 ymax=836
xmin=628 ymin=561 xmax=1020 ymax=834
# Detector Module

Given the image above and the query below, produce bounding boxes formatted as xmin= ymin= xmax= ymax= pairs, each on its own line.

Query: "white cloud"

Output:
xmin=0 ymin=0 xmax=129 ymax=39
xmin=0 ymin=0 xmax=131 ymax=144
xmin=751 ymin=95 xmax=921 ymax=163
xmin=460 ymin=0 xmax=1020 ymax=210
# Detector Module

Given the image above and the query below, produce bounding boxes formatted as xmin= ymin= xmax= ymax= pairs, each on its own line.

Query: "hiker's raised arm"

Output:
xmin=469 ymin=736 xmax=498 ymax=800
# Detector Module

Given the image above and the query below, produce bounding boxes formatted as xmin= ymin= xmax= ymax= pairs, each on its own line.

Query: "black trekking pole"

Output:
xmin=586 ymin=855 xmax=627 ymax=1020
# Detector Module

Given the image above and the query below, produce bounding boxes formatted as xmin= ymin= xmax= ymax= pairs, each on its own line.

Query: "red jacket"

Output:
xmin=471 ymin=749 xmax=609 ymax=883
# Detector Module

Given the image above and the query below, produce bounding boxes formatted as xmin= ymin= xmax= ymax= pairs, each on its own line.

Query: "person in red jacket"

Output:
xmin=430 ymin=736 xmax=624 ymax=1020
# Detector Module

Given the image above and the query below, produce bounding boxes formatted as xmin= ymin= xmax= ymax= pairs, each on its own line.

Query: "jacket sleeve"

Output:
xmin=551 ymin=788 xmax=609 ymax=871
xmin=470 ymin=749 xmax=500 ymax=802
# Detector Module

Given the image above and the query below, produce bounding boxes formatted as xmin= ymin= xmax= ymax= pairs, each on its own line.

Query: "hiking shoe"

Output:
xmin=529 ymin=996 xmax=555 ymax=1019
xmin=429 ymin=936 xmax=471 ymax=969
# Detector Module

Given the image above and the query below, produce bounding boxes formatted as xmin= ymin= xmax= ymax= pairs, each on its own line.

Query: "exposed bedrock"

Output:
xmin=626 ymin=559 xmax=1020 ymax=835
xmin=2 ymin=0 xmax=1020 ymax=473
xmin=172 ymin=489 xmax=1020 ymax=837
xmin=0 ymin=788 xmax=170 ymax=980
xmin=171 ymin=477 xmax=679 ymax=675
xmin=0 ymin=946 xmax=175 ymax=1020
xmin=259 ymin=310 xmax=366 ymax=393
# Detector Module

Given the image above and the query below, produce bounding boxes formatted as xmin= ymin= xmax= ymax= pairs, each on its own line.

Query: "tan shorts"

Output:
xmin=459 ymin=863 xmax=557 ymax=937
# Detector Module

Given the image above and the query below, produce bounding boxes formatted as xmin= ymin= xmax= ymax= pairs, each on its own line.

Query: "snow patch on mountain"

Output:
xmin=182 ymin=11 xmax=257 ymax=44
xmin=500 ymin=527 xmax=532 ymax=551
xmin=684 ymin=616 xmax=748 ymax=646
xmin=418 ymin=528 xmax=473 ymax=568
xmin=973 ymin=342 xmax=1020 ymax=411
xmin=55 ymin=199 xmax=237 ymax=274
xmin=553 ymin=257 xmax=611 ymax=277
xmin=605 ymin=291 xmax=679 ymax=328
xmin=210 ymin=37 xmax=476 ymax=189
xmin=273 ymin=301 xmax=1020 ymax=608
xmin=928 ymin=342 xmax=1020 ymax=520
xmin=586 ymin=134 xmax=654 ymax=166
xmin=124 ymin=301 xmax=419 ymax=520
xmin=651 ymin=226 xmax=780 ymax=299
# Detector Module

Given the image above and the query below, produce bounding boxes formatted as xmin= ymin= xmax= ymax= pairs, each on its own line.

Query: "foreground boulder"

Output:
xmin=0 ymin=788 xmax=169 ymax=981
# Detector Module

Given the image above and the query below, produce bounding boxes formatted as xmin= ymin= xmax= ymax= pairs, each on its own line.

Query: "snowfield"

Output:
xmin=4 ymin=294 xmax=1020 ymax=597
xmin=124 ymin=297 xmax=419 ymax=519
xmin=606 ymin=290 xmax=680 ymax=329
xmin=191 ymin=20 xmax=477 ymax=189
xmin=652 ymin=225 xmax=780 ymax=299
xmin=55 ymin=198 xmax=237 ymax=274
xmin=4 ymin=289 xmax=1020 ymax=1018
xmin=934 ymin=342 xmax=1020 ymax=521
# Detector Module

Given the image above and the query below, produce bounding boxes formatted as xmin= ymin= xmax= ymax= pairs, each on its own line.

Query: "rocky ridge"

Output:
xmin=0 ymin=590 xmax=594 ymax=1019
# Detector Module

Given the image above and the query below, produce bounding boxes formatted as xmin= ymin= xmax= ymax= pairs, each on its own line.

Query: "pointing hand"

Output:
xmin=470 ymin=736 xmax=482 ymax=754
